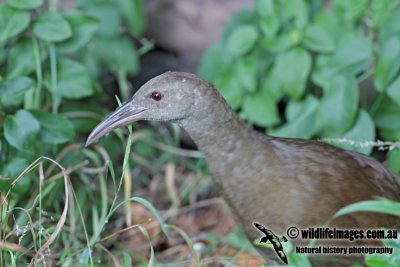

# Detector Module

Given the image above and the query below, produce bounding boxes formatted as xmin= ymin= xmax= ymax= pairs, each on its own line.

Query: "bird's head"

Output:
xmin=86 ymin=72 xmax=205 ymax=146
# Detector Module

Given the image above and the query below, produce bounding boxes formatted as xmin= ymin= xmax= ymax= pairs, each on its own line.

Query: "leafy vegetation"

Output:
xmin=0 ymin=0 xmax=169 ymax=266
xmin=0 ymin=0 xmax=148 ymax=192
xmin=199 ymin=1 xmax=400 ymax=265
xmin=199 ymin=0 xmax=400 ymax=170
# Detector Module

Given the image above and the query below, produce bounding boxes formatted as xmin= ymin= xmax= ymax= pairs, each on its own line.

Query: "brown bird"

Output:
xmin=86 ymin=72 xmax=400 ymax=265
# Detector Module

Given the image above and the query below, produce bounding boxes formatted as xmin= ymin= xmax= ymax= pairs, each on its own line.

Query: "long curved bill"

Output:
xmin=85 ymin=101 xmax=147 ymax=146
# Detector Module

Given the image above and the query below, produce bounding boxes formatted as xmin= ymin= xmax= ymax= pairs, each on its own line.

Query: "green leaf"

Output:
xmin=371 ymin=0 xmax=399 ymax=28
xmin=134 ymin=140 xmax=156 ymax=157
xmin=242 ymin=90 xmax=279 ymax=127
xmin=198 ymin=43 xmax=232 ymax=82
xmin=255 ymin=0 xmax=275 ymax=17
xmin=214 ymin=67 xmax=244 ymax=109
xmin=30 ymin=110 xmax=75 ymax=144
xmin=332 ymin=0 xmax=368 ymax=21
xmin=380 ymin=129 xmax=400 ymax=142
xmin=313 ymin=12 xmax=349 ymax=41
xmin=387 ymin=149 xmax=400 ymax=174
xmin=374 ymin=38 xmax=400 ymax=92
xmin=115 ymin=0 xmax=146 ymax=36
xmin=334 ymin=197 xmax=400 ymax=218
xmin=235 ymin=54 xmax=258 ymax=92
xmin=0 ymin=47 xmax=6 ymax=64
xmin=387 ymin=76 xmax=400 ymax=106
xmin=372 ymin=95 xmax=400 ymax=131
xmin=90 ymin=37 xmax=138 ymax=74
xmin=330 ymin=36 xmax=372 ymax=73
xmin=0 ymin=157 xmax=31 ymax=193
xmin=260 ymin=33 xmax=294 ymax=53
xmin=33 ymin=12 xmax=72 ymax=42
xmin=269 ymin=95 xmax=320 ymax=139
xmin=0 ymin=76 xmax=34 ymax=106
xmin=60 ymin=101 xmax=103 ymax=133
xmin=260 ymin=33 xmax=293 ymax=52
xmin=82 ymin=52 xmax=102 ymax=80
xmin=319 ymin=76 xmax=359 ymax=134
xmin=221 ymin=10 xmax=256 ymax=42
xmin=259 ymin=13 xmax=280 ymax=37
xmin=303 ymin=25 xmax=335 ymax=53
xmin=84 ymin=2 xmax=120 ymax=37
xmin=271 ymin=47 xmax=311 ymax=99
xmin=57 ymin=10 xmax=99 ymax=54
xmin=4 ymin=110 xmax=40 ymax=151
xmin=7 ymin=0 xmax=43 ymax=10
xmin=226 ymin=226 xmax=252 ymax=251
xmin=261 ymin=70 xmax=284 ymax=101
xmin=333 ymin=110 xmax=375 ymax=155
xmin=6 ymin=38 xmax=36 ymax=78
xmin=312 ymin=36 xmax=372 ymax=87
xmin=365 ymin=252 xmax=400 ymax=267
xmin=122 ymin=252 xmax=132 ymax=267
xmin=227 ymin=25 xmax=259 ymax=56
xmin=379 ymin=10 xmax=400 ymax=45
xmin=0 ymin=3 xmax=30 ymax=43
xmin=56 ymin=59 xmax=93 ymax=99
xmin=288 ymin=253 xmax=312 ymax=267
xmin=278 ymin=0 xmax=308 ymax=28
xmin=286 ymin=95 xmax=319 ymax=122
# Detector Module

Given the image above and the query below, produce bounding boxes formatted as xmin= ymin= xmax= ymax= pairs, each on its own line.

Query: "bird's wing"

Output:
xmin=269 ymin=137 xmax=400 ymax=200
xmin=271 ymin=239 xmax=288 ymax=264
xmin=344 ymin=149 xmax=400 ymax=198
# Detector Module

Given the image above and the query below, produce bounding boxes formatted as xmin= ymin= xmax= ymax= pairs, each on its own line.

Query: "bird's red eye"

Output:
xmin=151 ymin=91 xmax=162 ymax=101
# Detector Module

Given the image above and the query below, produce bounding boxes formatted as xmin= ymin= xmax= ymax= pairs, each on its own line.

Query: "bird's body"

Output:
xmin=87 ymin=72 xmax=400 ymax=265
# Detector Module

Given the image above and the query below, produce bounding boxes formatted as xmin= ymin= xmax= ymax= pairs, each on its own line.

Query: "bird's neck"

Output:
xmin=177 ymin=91 xmax=277 ymax=188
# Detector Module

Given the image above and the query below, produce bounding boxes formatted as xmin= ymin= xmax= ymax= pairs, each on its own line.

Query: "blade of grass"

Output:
xmin=8 ymin=251 xmax=16 ymax=267
xmin=38 ymin=162 xmax=44 ymax=252
xmin=109 ymin=197 xmax=167 ymax=236
xmin=334 ymin=197 xmax=400 ymax=218
xmin=115 ymin=95 xmax=133 ymax=226
xmin=138 ymin=225 xmax=155 ymax=267
xmin=164 ymin=224 xmax=200 ymax=267
xmin=27 ymin=157 xmax=71 ymax=266
xmin=123 ymin=162 xmax=132 ymax=226
xmin=32 ymin=37 xmax=42 ymax=109
xmin=117 ymin=69 xmax=129 ymax=100
xmin=97 ymin=244 xmax=122 ymax=267
xmin=90 ymin=97 xmax=134 ymax=245
xmin=69 ymin=179 xmax=93 ymax=266
xmin=7 ymin=207 xmax=38 ymax=252
xmin=107 ymin=160 xmax=116 ymax=194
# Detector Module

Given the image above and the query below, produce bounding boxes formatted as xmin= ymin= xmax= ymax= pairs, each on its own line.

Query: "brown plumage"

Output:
xmin=86 ymin=72 xmax=400 ymax=265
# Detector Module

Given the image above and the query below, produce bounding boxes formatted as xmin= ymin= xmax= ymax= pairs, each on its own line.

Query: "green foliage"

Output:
xmin=0 ymin=0 xmax=146 ymax=188
xmin=334 ymin=197 xmax=400 ymax=218
xmin=199 ymin=0 xmax=400 ymax=169
xmin=33 ymin=12 xmax=72 ymax=42
xmin=0 ymin=4 xmax=30 ymax=43
xmin=334 ymin=197 xmax=400 ymax=266
xmin=4 ymin=110 xmax=40 ymax=151
xmin=0 ymin=0 xmax=148 ymax=265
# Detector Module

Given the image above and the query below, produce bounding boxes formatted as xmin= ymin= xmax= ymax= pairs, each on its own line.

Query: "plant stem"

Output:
xmin=369 ymin=92 xmax=385 ymax=116
xmin=48 ymin=43 xmax=59 ymax=113
xmin=32 ymin=38 xmax=43 ymax=109
xmin=48 ymin=0 xmax=59 ymax=12
xmin=117 ymin=69 xmax=129 ymax=100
